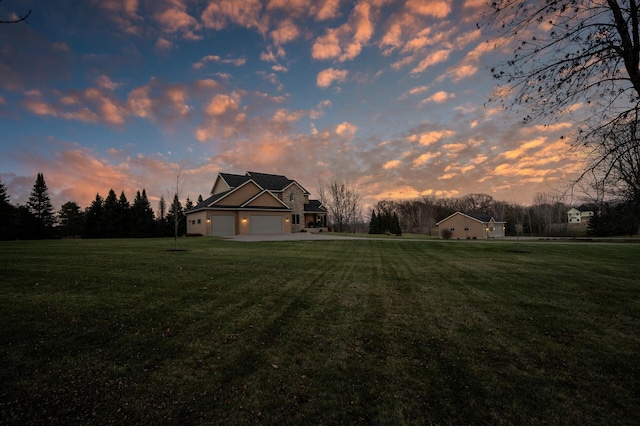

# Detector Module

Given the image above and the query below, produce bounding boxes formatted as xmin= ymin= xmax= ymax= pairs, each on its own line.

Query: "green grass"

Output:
xmin=1 ymin=238 xmax=639 ymax=425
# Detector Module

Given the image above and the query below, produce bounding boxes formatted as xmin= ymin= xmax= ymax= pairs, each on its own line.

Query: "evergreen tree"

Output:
xmin=102 ymin=189 xmax=120 ymax=238
xmin=58 ymin=201 xmax=85 ymax=238
xmin=27 ymin=173 xmax=55 ymax=238
xmin=84 ymin=193 xmax=104 ymax=238
xmin=391 ymin=212 xmax=402 ymax=236
xmin=0 ymin=179 xmax=17 ymax=240
xmin=118 ymin=191 xmax=131 ymax=237
xmin=158 ymin=195 xmax=166 ymax=221
xmin=185 ymin=196 xmax=194 ymax=211
xmin=368 ymin=210 xmax=377 ymax=234
xmin=166 ymin=193 xmax=186 ymax=238
xmin=197 ymin=194 xmax=204 ymax=204
xmin=131 ymin=189 xmax=155 ymax=237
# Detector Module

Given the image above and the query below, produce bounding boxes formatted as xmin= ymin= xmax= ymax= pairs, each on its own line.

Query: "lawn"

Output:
xmin=0 ymin=237 xmax=638 ymax=425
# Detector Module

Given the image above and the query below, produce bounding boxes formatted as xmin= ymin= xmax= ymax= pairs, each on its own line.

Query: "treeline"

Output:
xmin=371 ymin=192 xmax=638 ymax=237
xmin=0 ymin=174 xmax=201 ymax=240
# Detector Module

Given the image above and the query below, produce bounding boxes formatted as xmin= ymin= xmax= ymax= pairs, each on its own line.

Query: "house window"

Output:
xmin=450 ymin=227 xmax=455 ymax=231
xmin=289 ymin=193 xmax=298 ymax=202
xmin=197 ymin=219 xmax=201 ymax=224
xmin=464 ymin=227 xmax=469 ymax=231
xmin=292 ymin=214 xmax=300 ymax=224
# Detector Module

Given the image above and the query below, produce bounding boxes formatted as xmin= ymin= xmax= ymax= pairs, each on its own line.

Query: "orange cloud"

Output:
xmin=422 ymin=91 xmax=455 ymax=103
xmin=317 ymin=68 xmax=349 ymax=88
xmin=201 ymin=0 xmax=268 ymax=35
xmin=411 ymin=49 xmax=451 ymax=74
xmin=406 ymin=0 xmax=451 ymax=18
xmin=311 ymin=1 xmax=374 ymax=62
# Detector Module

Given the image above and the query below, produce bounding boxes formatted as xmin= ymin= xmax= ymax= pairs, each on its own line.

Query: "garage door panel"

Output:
xmin=211 ymin=215 xmax=235 ymax=236
xmin=250 ymin=215 xmax=283 ymax=234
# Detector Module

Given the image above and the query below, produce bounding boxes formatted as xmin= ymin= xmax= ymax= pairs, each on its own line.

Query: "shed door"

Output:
xmin=250 ymin=215 xmax=283 ymax=234
xmin=210 ymin=215 xmax=235 ymax=236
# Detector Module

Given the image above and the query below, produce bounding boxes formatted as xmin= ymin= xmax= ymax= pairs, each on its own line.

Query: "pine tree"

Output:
xmin=84 ymin=193 xmax=104 ymax=238
xmin=118 ymin=191 xmax=131 ymax=237
xmin=58 ymin=201 xmax=85 ymax=238
xmin=368 ymin=210 xmax=377 ymax=234
xmin=103 ymin=189 xmax=120 ymax=238
xmin=391 ymin=212 xmax=402 ymax=236
xmin=131 ymin=189 xmax=155 ymax=237
xmin=197 ymin=194 xmax=204 ymax=204
xmin=0 ymin=179 xmax=17 ymax=240
xmin=27 ymin=173 xmax=55 ymax=238
xmin=185 ymin=196 xmax=194 ymax=211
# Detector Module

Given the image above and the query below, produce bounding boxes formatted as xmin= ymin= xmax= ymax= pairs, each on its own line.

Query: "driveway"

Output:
xmin=224 ymin=232 xmax=365 ymax=242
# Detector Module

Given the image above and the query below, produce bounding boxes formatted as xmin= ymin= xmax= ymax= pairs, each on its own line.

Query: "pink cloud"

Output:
xmin=316 ymin=68 xmax=349 ymax=88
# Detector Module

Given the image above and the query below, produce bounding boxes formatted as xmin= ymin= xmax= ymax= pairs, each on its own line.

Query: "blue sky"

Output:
xmin=0 ymin=0 xmax=585 ymax=211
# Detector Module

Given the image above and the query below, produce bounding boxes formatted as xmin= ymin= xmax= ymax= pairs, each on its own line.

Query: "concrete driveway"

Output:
xmin=224 ymin=232 xmax=365 ymax=242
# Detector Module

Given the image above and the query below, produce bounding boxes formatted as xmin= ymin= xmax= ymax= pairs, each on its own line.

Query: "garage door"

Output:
xmin=250 ymin=215 xmax=283 ymax=234
xmin=210 ymin=215 xmax=235 ymax=236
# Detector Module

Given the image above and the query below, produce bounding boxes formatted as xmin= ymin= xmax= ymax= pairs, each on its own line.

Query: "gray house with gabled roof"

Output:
xmin=185 ymin=171 xmax=327 ymax=236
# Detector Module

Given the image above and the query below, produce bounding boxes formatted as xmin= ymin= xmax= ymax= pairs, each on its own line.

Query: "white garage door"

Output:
xmin=250 ymin=215 xmax=283 ymax=234
xmin=210 ymin=215 xmax=235 ymax=236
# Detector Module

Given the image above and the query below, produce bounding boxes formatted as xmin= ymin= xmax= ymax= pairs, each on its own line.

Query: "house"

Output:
xmin=567 ymin=207 xmax=594 ymax=224
xmin=436 ymin=212 xmax=506 ymax=239
xmin=185 ymin=171 xmax=328 ymax=236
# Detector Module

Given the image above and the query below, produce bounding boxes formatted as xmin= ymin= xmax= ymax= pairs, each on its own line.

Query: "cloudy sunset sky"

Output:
xmin=0 ymin=0 xmax=585 ymax=211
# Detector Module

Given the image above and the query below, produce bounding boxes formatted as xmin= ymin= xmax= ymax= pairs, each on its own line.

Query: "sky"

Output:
xmin=0 ymin=0 xmax=586 ymax=213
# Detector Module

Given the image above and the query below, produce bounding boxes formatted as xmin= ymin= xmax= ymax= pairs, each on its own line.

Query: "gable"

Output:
xmin=243 ymin=191 xmax=290 ymax=209
xmin=212 ymin=181 xmax=262 ymax=206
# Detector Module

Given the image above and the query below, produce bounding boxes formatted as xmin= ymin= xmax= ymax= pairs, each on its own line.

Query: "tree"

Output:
xmin=27 ymin=173 xmax=55 ymax=238
xmin=84 ymin=193 xmax=104 ymax=238
xmin=166 ymin=193 xmax=186 ymax=242
xmin=483 ymin=0 xmax=640 ymax=201
xmin=0 ymin=179 xmax=17 ymax=240
xmin=58 ymin=201 xmax=85 ymax=238
xmin=102 ymin=189 xmax=120 ymax=238
xmin=118 ymin=191 xmax=131 ymax=237
xmin=131 ymin=189 xmax=155 ymax=237
xmin=185 ymin=196 xmax=194 ymax=211
xmin=0 ymin=0 xmax=31 ymax=24
xmin=197 ymin=194 xmax=204 ymax=204
xmin=318 ymin=179 xmax=362 ymax=232
xmin=158 ymin=195 xmax=167 ymax=222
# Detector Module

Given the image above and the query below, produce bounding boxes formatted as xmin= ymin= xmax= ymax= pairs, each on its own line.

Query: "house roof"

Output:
xmin=436 ymin=211 xmax=505 ymax=225
xmin=304 ymin=199 xmax=327 ymax=213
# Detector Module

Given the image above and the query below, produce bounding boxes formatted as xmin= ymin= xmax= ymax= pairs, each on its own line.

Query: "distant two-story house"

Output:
xmin=436 ymin=212 xmax=506 ymax=239
xmin=185 ymin=171 xmax=327 ymax=236
xmin=567 ymin=208 xmax=594 ymax=224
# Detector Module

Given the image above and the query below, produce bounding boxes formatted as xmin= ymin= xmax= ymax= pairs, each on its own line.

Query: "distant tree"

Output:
xmin=482 ymin=0 xmax=640 ymax=206
xmin=14 ymin=205 xmax=37 ymax=239
xmin=84 ymin=193 xmax=104 ymax=238
xmin=58 ymin=201 xmax=85 ymax=238
xmin=185 ymin=196 xmax=194 ymax=211
xmin=102 ymin=189 xmax=120 ymax=238
xmin=27 ymin=173 xmax=55 ymax=238
xmin=368 ymin=210 xmax=378 ymax=234
xmin=131 ymin=189 xmax=155 ymax=237
xmin=197 ymin=194 xmax=204 ymax=204
xmin=166 ymin=193 xmax=186 ymax=241
xmin=158 ymin=195 xmax=166 ymax=221
xmin=318 ymin=179 xmax=362 ymax=232
xmin=118 ymin=191 xmax=131 ymax=237
xmin=391 ymin=212 xmax=402 ymax=236
xmin=0 ymin=179 xmax=17 ymax=240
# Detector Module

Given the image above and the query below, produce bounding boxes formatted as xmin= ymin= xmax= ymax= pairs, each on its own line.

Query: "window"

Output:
xmin=292 ymin=214 xmax=300 ymax=225
xmin=464 ymin=227 xmax=469 ymax=231
xmin=450 ymin=227 xmax=455 ymax=231
xmin=197 ymin=219 xmax=201 ymax=224
xmin=289 ymin=193 xmax=298 ymax=202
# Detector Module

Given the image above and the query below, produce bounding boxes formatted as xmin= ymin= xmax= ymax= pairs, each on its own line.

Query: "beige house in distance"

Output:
xmin=436 ymin=212 xmax=506 ymax=239
xmin=185 ymin=171 xmax=327 ymax=236
xmin=567 ymin=207 xmax=594 ymax=223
